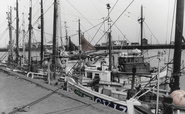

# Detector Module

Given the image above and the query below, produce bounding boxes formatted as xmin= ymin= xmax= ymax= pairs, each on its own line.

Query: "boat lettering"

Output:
xmin=94 ymin=96 xmax=127 ymax=112
xmin=74 ymin=90 xmax=93 ymax=100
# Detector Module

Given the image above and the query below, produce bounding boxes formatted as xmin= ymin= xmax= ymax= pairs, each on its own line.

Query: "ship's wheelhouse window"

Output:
xmin=87 ymin=72 xmax=93 ymax=79
xmin=127 ymin=58 xmax=134 ymax=63
xmin=138 ymin=57 xmax=143 ymax=62
xmin=127 ymin=58 xmax=130 ymax=62
xmin=135 ymin=58 xmax=138 ymax=63
xmin=95 ymin=73 xmax=100 ymax=78
xmin=131 ymin=58 xmax=134 ymax=62
xmin=118 ymin=57 xmax=127 ymax=65
xmin=124 ymin=58 xmax=127 ymax=63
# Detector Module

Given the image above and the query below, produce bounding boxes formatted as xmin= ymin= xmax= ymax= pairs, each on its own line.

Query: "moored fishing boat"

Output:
xmin=63 ymin=4 xmax=167 ymax=114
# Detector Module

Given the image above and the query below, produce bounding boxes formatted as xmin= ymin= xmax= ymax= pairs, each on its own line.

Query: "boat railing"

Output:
xmin=110 ymin=90 xmax=127 ymax=100
xmin=27 ymin=71 xmax=47 ymax=79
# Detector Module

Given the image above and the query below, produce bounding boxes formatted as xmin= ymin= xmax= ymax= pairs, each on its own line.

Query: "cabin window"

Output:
xmin=131 ymin=58 xmax=134 ymax=62
xmin=127 ymin=58 xmax=130 ymax=63
xmin=95 ymin=73 xmax=100 ymax=78
xmin=138 ymin=58 xmax=143 ymax=62
xmin=118 ymin=58 xmax=127 ymax=65
xmin=135 ymin=59 xmax=138 ymax=63
xmin=87 ymin=72 xmax=93 ymax=79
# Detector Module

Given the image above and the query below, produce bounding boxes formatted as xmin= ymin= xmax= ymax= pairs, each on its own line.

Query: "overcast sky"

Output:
xmin=0 ymin=0 xmax=181 ymax=48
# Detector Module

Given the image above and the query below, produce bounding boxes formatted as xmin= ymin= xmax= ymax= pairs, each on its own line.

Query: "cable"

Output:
xmin=66 ymin=0 xmax=98 ymax=29
xmin=8 ymin=87 xmax=62 ymax=114
xmin=114 ymin=23 xmax=130 ymax=43
xmin=0 ymin=28 xmax=8 ymax=41
xmin=0 ymin=19 xmax=7 ymax=28
xmin=143 ymin=22 xmax=160 ymax=44
xmin=32 ymin=0 xmax=40 ymax=19
xmin=89 ymin=0 xmax=103 ymax=17
xmin=67 ymin=0 xmax=135 ymax=67
xmin=166 ymin=0 xmax=177 ymax=78
xmin=45 ymin=104 xmax=90 ymax=114
xmin=93 ymin=0 xmax=135 ymax=46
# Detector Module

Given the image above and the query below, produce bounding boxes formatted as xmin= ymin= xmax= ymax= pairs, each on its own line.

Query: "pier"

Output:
xmin=95 ymin=44 xmax=185 ymax=50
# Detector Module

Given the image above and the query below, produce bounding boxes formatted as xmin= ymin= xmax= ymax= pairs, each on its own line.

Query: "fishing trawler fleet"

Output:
xmin=1 ymin=0 xmax=185 ymax=114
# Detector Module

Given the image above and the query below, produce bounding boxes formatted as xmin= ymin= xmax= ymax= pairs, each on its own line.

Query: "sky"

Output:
xmin=0 ymin=0 xmax=181 ymax=48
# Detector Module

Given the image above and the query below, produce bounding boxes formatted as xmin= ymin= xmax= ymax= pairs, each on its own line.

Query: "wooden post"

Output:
xmin=52 ymin=0 xmax=57 ymax=79
xmin=40 ymin=0 xmax=44 ymax=65
xmin=28 ymin=0 xmax=32 ymax=71
xmin=16 ymin=0 xmax=19 ymax=64
xmin=170 ymin=0 xmax=184 ymax=92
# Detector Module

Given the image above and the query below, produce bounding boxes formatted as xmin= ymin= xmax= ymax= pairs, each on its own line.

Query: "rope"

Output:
xmin=8 ymin=87 xmax=62 ymax=114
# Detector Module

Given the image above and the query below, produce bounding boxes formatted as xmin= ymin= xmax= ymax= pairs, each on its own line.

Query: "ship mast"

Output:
xmin=7 ymin=7 xmax=13 ymax=63
xmin=107 ymin=3 xmax=112 ymax=71
xmin=22 ymin=13 xmax=26 ymax=65
xmin=138 ymin=5 xmax=144 ymax=52
xmin=16 ymin=0 xmax=19 ymax=64
xmin=40 ymin=0 xmax=44 ymax=65
xmin=140 ymin=5 xmax=143 ymax=52
xmin=52 ymin=0 xmax=58 ymax=79
xmin=28 ymin=0 xmax=32 ymax=71
xmin=170 ymin=0 xmax=184 ymax=92
xmin=78 ymin=19 xmax=82 ymax=83
xmin=65 ymin=21 xmax=69 ymax=51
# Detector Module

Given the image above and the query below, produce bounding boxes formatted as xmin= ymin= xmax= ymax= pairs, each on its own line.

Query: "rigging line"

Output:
xmin=0 ymin=27 xmax=8 ymax=37
xmin=33 ymin=0 xmax=40 ymax=9
xmin=144 ymin=21 xmax=166 ymax=52
xmin=82 ymin=21 xmax=104 ymax=34
xmin=37 ymin=2 xmax=54 ymax=20
xmin=32 ymin=0 xmax=45 ymax=19
xmin=109 ymin=0 xmax=119 ymax=14
xmin=31 ymin=2 xmax=54 ymax=27
xmin=66 ymin=0 xmax=103 ymax=31
xmin=44 ymin=0 xmax=49 ymax=4
xmin=11 ymin=18 xmax=16 ymax=27
xmin=95 ymin=0 xmax=135 ymax=47
xmin=114 ymin=23 xmax=130 ymax=43
xmin=8 ymin=87 xmax=63 ymax=114
xmin=84 ymin=0 xmax=119 ymax=45
xmin=110 ymin=0 xmax=134 ymax=29
xmin=32 ymin=30 xmax=38 ymax=43
xmin=44 ymin=82 xmax=125 ymax=114
xmin=60 ymin=87 xmax=126 ymax=112
xmin=32 ymin=9 xmax=41 ymax=20
xmin=165 ymin=0 xmax=171 ymax=44
xmin=167 ymin=0 xmax=176 ymax=76
xmin=33 ymin=21 xmax=100 ymax=42
xmin=0 ymin=19 xmax=7 ymax=28
xmin=81 ymin=19 xmax=106 ymax=53
xmin=69 ymin=21 xmax=104 ymax=40
xmin=89 ymin=0 xmax=103 ymax=17
xmin=33 ymin=28 xmax=63 ymax=40
xmin=0 ymin=53 xmax=8 ymax=61
xmin=81 ymin=24 xmax=93 ymax=41
xmin=143 ymin=21 xmax=160 ymax=44
xmin=66 ymin=0 xmax=119 ymax=50
xmin=0 ymin=28 xmax=8 ymax=41
xmin=80 ymin=21 xmax=106 ymax=43
xmin=45 ymin=104 xmax=90 ymax=114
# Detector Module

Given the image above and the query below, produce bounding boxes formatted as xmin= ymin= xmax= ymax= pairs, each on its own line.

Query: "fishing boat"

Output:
xmin=162 ymin=0 xmax=185 ymax=113
xmin=63 ymin=4 xmax=168 ymax=114
xmin=62 ymin=0 xmax=185 ymax=112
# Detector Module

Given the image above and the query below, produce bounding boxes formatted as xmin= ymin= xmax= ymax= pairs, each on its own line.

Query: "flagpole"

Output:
xmin=78 ymin=19 xmax=82 ymax=84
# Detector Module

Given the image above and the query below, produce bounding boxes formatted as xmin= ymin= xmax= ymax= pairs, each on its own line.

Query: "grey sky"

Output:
xmin=0 ymin=0 xmax=179 ymax=48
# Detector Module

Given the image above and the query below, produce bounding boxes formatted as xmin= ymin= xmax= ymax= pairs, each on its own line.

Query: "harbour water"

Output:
xmin=0 ymin=49 xmax=185 ymax=91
